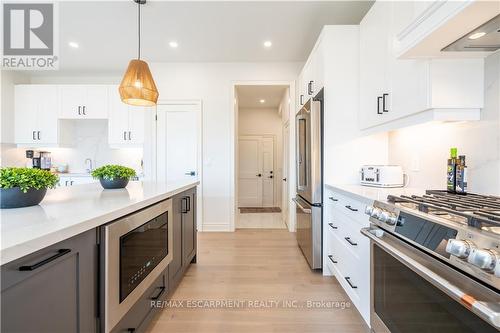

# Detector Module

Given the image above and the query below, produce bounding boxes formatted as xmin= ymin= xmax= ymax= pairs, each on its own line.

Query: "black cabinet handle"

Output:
xmin=37 ymin=131 xmax=41 ymax=140
xmin=300 ymin=94 xmax=304 ymax=105
xmin=345 ymin=237 xmax=358 ymax=246
xmin=150 ymin=286 xmax=166 ymax=301
xmin=123 ymin=131 xmax=127 ymax=141
xmin=345 ymin=277 xmax=358 ymax=289
xmin=78 ymin=106 xmax=81 ymax=115
xmin=128 ymin=131 xmax=131 ymax=140
xmin=282 ymin=178 xmax=287 ymax=181
xmin=181 ymin=196 xmax=191 ymax=213
xmin=377 ymin=96 xmax=383 ymax=114
xmin=32 ymin=131 xmax=36 ymax=140
xmin=82 ymin=106 xmax=86 ymax=115
xmin=328 ymin=255 xmax=337 ymax=264
xmin=70 ymin=180 xmax=74 ymax=185
xmin=382 ymin=93 xmax=389 ymax=112
xmin=345 ymin=205 xmax=358 ymax=212
xmin=187 ymin=196 xmax=191 ymax=212
xmin=19 ymin=249 xmax=71 ymax=271
xmin=328 ymin=223 xmax=338 ymax=230
xmin=328 ymin=197 xmax=338 ymax=202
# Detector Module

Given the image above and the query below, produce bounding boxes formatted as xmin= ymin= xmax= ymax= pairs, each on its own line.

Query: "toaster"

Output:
xmin=360 ymin=165 xmax=404 ymax=188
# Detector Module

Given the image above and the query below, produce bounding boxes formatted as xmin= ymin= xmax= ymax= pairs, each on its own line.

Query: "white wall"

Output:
xmin=388 ymin=51 xmax=500 ymax=195
xmin=238 ymin=107 xmax=283 ymax=207
xmin=150 ymin=62 xmax=301 ymax=231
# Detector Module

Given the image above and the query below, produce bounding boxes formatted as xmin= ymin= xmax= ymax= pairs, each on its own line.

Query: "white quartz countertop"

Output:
xmin=0 ymin=180 xmax=199 ymax=265
xmin=325 ymin=183 xmax=427 ymax=203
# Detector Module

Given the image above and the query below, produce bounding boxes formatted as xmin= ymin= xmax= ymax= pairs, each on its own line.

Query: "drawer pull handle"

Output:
xmin=345 ymin=237 xmax=358 ymax=246
xmin=328 ymin=255 xmax=337 ymax=264
xmin=19 ymin=249 xmax=71 ymax=271
xmin=328 ymin=223 xmax=338 ymax=230
xmin=150 ymin=286 xmax=166 ymax=300
xmin=345 ymin=205 xmax=358 ymax=212
xmin=329 ymin=197 xmax=338 ymax=202
xmin=345 ymin=276 xmax=358 ymax=289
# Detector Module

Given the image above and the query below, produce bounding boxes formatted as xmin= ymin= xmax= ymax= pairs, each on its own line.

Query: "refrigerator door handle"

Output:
xmin=293 ymin=198 xmax=312 ymax=214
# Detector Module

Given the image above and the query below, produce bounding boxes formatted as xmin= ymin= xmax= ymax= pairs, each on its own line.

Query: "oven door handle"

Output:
xmin=361 ymin=227 xmax=500 ymax=329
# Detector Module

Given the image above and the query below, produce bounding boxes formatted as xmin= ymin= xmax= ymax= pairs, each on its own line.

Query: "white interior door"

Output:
xmin=282 ymin=122 xmax=290 ymax=223
xmin=156 ymin=103 xmax=200 ymax=182
xmin=261 ymin=137 xmax=274 ymax=207
xmin=238 ymin=135 xmax=274 ymax=207
xmin=238 ymin=137 xmax=263 ymax=207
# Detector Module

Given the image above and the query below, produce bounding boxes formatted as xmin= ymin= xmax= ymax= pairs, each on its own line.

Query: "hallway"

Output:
xmin=146 ymin=229 xmax=369 ymax=333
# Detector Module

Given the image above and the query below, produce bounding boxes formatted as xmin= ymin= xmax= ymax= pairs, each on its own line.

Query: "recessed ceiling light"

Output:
xmin=68 ymin=41 xmax=79 ymax=48
xmin=259 ymin=99 xmax=266 ymax=103
xmin=263 ymin=41 xmax=272 ymax=48
xmin=468 ymin=32 xmax=486 ymax=40
xmin=169 ymin=41 xmax=178 ymax=48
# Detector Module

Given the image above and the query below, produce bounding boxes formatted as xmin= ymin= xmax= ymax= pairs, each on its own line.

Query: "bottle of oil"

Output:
xmin=455 ymin=155 xmax=468 ymax=194
xmin=447 ymin=148 xmax=458 ymax=193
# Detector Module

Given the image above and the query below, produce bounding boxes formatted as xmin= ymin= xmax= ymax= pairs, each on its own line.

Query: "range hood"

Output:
xmin=442 ymin=14 xmax=500 ymax=52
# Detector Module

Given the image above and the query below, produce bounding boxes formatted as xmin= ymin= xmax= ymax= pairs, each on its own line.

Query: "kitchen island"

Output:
xmin=1 ymin=180 xmax=199 ymax=333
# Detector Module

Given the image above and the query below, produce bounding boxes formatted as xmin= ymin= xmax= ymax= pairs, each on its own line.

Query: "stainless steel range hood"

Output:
xmin=442 ymin=14 xmax=500 ymax=52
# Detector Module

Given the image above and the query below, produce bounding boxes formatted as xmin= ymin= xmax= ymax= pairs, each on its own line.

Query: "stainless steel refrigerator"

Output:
xmin=294 ymin=95 xmax=323 ymax=269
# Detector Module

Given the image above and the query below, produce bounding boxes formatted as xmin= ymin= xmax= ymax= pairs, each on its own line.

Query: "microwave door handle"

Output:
xmin=293 ymin=198 xmax=312 ymax=214
xmin=361 ymin=227 xmax=500 ymax=329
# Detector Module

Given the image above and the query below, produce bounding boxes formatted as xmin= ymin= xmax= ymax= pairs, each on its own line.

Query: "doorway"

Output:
xmin=235 ymin=84 xmax=291 ymax=229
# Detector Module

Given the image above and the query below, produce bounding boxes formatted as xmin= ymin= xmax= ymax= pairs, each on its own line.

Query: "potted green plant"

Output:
xmin=0 ymin=167 xmax=59 ymax=209
xmin=91 ymin=165 xmax=136 ymax=189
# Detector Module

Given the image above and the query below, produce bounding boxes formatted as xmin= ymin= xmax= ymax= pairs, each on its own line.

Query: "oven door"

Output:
xmin=104 ymin=199 xmax=173 ymax=333
xmin=361 ymin=227 xmax=500 ymax=333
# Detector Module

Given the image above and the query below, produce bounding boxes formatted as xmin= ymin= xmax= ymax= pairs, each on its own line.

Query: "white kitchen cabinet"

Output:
xmin=59 ymin=85 xmax=108 ymax=119
xmin=108 ymin=86 xmax=146 ymax=146
xmin=14 ymin=85 xmax=61 ymax=145
xmin=359 ymin=1 xmax=484 ymax=130
xmin=323 ymin=186 xmax=371 ymax=326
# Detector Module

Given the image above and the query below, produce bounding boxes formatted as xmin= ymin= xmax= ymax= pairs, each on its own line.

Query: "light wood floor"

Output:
xmin=145 ymin=229 xmax=369 ymax=333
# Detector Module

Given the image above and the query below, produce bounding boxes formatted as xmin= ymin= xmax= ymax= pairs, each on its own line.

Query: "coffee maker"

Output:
xmin=26 ymin=150 xmax=51 ymax=170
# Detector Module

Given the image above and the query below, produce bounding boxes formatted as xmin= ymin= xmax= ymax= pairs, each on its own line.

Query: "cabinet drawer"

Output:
xmin=326 ymin=192 xmax=370 ymax=229
xmin=111 ymin=271 xmax=168 ymax=333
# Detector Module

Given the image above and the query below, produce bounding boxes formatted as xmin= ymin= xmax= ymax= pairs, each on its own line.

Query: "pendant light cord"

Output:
xmin=138 ymin=0 xmax=141 ymax=60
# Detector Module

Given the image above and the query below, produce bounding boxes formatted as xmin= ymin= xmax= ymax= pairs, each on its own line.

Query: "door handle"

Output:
xmin=345 ymin=277 xmax=358 ymax=289
xmin=269 ymin=175 xmax=273 ymax=179
xmin=185 ymin=171 xmax=196 ymax=176
xmin=382 ymin=93 xmax=389 ymax=112
xmin=256 ymin=174 xmax=262 ymax=177
xmin=377 ymin=96 xmax=383 ymax=114
xmin=19 ymin=249 xmax=71 ymax=271
xmin=293 ymin=198 xmax=312 ymax=214
xmin=345 ymin=237 xmax=358 ymax=246
xmin=345 ymin=205 xmax=358 ymax=212
xmin=300 ymin=94 xmax=304 ymax=105
xmin=282 ymin=178 xmax=287 ymax=181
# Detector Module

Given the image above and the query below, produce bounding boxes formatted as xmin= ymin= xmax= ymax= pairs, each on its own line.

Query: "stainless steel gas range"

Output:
xmin=361 ymin=191 xmax=500 ymax=332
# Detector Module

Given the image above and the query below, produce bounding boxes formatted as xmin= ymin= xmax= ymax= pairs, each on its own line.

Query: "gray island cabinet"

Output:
xmin=0 ymin=181 xmax=198 ymax=333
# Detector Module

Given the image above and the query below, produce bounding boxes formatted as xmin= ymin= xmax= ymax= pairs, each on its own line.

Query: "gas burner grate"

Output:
xmin=388 ymin=191 xmax=500 ymax=229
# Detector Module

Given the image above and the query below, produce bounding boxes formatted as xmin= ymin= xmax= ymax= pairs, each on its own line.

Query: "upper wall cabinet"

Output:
xmin=59 ymin=85 xmax=108 ymax=119
xmin=395 ymin=0 xmax=500 ymax=58
xmin=359 ymin=1 xmax=484 ymax=131
xmin=108 ymin=86 xmax=146 ymax=146
xmin=14 ymin=85 xmax=70 ymax=146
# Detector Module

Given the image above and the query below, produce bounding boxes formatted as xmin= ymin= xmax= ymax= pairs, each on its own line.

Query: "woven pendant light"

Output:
xmin=119 ymin=0 xmax=158 ymax=106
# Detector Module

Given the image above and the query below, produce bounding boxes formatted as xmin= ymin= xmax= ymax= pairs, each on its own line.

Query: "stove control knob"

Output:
xmin=371 ymin=208 xmax=383 ymax=219
xmin=446 ymin=239 xmax=474 ymax=259
xmin=386 ymin=213 xmax=398 ymax=226
xmin=365 ymin=206 xmax=374 ymax=216
xmin=467 ymin=248 xmax=498 ymax=272
xmin=494 ymin=257 xmax=500 ymax=278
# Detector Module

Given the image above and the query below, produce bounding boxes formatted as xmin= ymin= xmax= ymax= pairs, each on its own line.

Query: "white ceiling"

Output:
xmin=55 ymin=1 xmax=373 ymax=71
xmin=236 ymin=85 xmax=288 ymax=108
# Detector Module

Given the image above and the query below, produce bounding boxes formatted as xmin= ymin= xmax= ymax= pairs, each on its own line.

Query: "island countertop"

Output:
xmin=0 ymin=180 xmax=199 ymax=266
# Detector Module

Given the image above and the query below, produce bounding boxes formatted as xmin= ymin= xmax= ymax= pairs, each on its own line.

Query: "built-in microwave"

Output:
xmin=103 ymin=199 xmax=173 ymax=333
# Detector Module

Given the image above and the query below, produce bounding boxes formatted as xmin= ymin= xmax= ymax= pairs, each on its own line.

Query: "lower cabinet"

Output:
xmin=1 ymin=230 xmax=98 ymax=333
xmin=323 ymin=186 xmax=371 ymax=326
xmin=169 ymin=187 xmax=197 ymax=290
